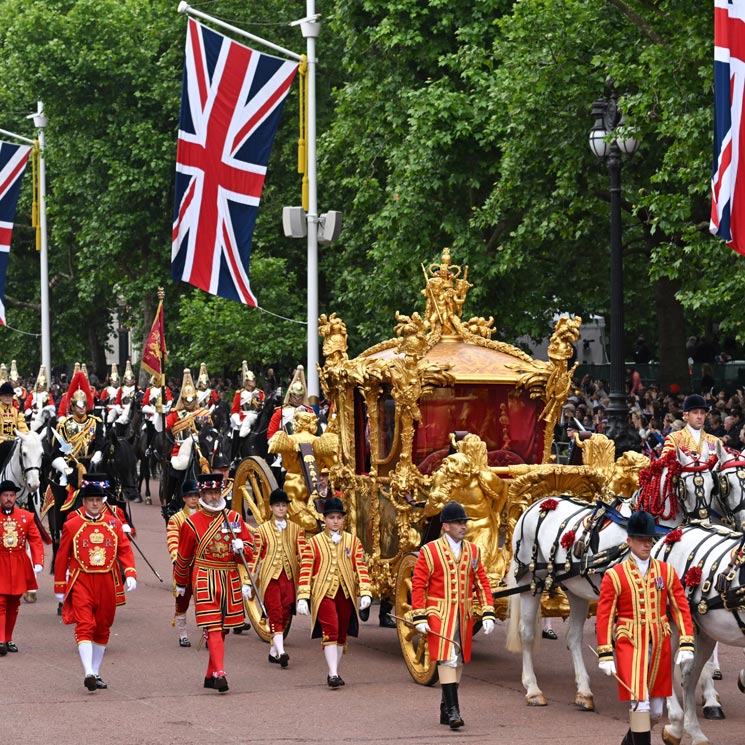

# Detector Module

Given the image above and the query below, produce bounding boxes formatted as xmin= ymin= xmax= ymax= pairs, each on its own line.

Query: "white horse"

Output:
xmin=652 ymin=522 xmax=745 ymax=745
xmin=713 ymin=443 xmax=745 ymax=532
xmin=0 ymin=430 xmax=44 ymax=508
xmin=505 ymin=446 xmax=720 ymax=710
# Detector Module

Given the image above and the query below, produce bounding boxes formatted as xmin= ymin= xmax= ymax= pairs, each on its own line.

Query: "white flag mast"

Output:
xmin=177 ymin=2 xmax=326 ymax=404
xmin=0 ymin=101 xmax=51 ymax=376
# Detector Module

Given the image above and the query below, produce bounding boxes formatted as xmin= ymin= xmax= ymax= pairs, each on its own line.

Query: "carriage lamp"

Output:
xmin=589 ymin=81 xmax=641 ymax=455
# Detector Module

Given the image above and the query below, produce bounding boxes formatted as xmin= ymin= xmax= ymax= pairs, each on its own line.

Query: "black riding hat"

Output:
xmin=0 ymin=381 xmax=14 ymax=396
xmin=440 ymin=501 xmax=472 ymax=523
xmin=0 ymin=479 xmax=20 ymax=493
xmin=683 ymin=394 xmax=710 ymax=412
xmin=323 ymin=497 xmax=346 ymax=516
xmin=181 ymin=479 xmax=199 ymax=496
xmin=626 ymin=510 xmax=657 ymax=538
xmin=269 ymin=488 xmax=290 ymax=505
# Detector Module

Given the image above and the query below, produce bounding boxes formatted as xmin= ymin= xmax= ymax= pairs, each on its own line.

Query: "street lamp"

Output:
xmin=589 ymin=82 xmax=641 ymax=455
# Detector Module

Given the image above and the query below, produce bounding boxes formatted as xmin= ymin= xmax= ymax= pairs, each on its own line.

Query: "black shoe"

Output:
xmin=95 ymin=676 xmax=107 ymax=689
xmin=268 ymin=653 xmax=281 ymax=665
xmin=279 ymin=652 xmax=289 ymax=668
xmin=327 ymin=675 xmax=343 ymax=688
xmin=204 ymin=677 xmax=215 ymax=689
xmin=0 ymin=643 xmax=7 ymax=657
xmin=84 ymin=674 xmax=98 ymax=692
xmin=379 ymin=613 xmax=397 ymax=628
xmin=6 ymin=642 xmax=18 ymax=653
xmin=712 ymin=668 xmax=723 ymax=680
xmin=57 ymin=602 xmax=63 ymax=617
xmin=179 ymin=637 xmax=191 ymax=648
xmin=213 ymin=675 xmax=229 ymax=693
xmin=542 ymin=629 xmax=558 ymax=640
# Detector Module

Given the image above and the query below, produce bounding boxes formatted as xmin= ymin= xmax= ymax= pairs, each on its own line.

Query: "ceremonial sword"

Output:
xmin=389 ymin=613 xmax=463 ymax=655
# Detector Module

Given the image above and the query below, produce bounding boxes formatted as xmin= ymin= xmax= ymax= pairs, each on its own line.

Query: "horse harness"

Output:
xmin=501 ymin=496 xmax=630 ymax=602
xmin=658 ymin=522 xmax=745 ymax=635
xmin=717 ymin=456 xmax=745 ymax=527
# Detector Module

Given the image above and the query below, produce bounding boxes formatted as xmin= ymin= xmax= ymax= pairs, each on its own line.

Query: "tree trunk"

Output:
xmin=654 ymin=276 xmax=689 ymax=392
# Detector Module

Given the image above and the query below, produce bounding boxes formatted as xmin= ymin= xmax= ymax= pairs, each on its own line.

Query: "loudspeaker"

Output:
xmin=319 ymin=210 xmax=342 ymax=243
xmin=282 ymin=206 xmax=307 ymax=238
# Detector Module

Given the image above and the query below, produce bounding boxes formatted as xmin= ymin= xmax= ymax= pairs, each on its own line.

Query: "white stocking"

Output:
xmin=78 ymin=641 xmax=94 ymax=676
xmin=273 ymin=633 xmax=285 ymax=656
xmin=91 ymin=643 xmax=105 ymax=675
xmin=324 ymin=644 xmax=338 ymax=677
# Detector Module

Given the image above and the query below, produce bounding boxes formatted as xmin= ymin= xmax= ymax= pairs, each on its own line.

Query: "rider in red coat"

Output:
xmin=0 ymin=479 xmax=44 ymax=655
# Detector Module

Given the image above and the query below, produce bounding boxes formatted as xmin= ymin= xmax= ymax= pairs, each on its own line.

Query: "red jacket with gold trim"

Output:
xmin=0 ymin=507 xmax=43 ymax=595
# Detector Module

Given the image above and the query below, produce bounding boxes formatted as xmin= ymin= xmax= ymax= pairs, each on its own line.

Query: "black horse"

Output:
xmin=232 ymin=387 xmax=283 ymax=464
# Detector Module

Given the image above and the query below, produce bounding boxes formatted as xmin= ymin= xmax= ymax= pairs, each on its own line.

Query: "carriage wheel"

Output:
xmin=395 ymin=552 xmax=438 ymax=686
xmin=232 ymin=456 xmax=278 ymax=524
xmin=242 ymin=595 xmax=292 ymax=644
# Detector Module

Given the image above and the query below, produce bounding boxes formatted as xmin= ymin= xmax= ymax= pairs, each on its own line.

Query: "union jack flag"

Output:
xmin=711 ymin=0 xmax=745 ymax=255
xmin=172 ymin=18 xmax=298 ymax=304
xmin=0 ymin=140 xmax=32 ymax=326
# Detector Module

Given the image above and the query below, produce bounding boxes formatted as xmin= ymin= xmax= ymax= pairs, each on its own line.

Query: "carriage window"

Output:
xmin=377 ymin=385 xmax=396 ymax=463
xmin=353 ymin=390 xmax=371 ymax=475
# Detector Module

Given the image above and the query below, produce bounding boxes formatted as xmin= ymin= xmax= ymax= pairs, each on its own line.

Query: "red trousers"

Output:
xmin=0 ymin=594 xmax=21 ymax=642
xmin=264 ymin=571 xmax=295 ymax=634
xmin=64 ymin=573 xmax=116 ymax=645
xmin=316 ymin=589 xmax=353 ymax=646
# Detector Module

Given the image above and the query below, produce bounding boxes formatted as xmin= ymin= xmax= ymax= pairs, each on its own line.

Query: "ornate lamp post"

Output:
xmin=589 ymin=82 xmax=641 ymax=455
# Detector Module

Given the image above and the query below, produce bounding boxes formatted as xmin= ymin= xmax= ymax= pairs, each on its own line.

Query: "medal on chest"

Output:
xmin=2 ymin=520 xmax=19 ymax=548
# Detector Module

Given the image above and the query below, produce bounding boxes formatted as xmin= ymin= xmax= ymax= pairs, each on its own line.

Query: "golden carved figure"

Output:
xmin=267 ymin=409 xmax=339 ymax=532
xmin=425 ymin=434 xmax=509 ymax=587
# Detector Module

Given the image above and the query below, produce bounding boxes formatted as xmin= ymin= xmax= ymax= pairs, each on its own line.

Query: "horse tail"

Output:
xmin=505 ymin=558 xmax=522 ymax=653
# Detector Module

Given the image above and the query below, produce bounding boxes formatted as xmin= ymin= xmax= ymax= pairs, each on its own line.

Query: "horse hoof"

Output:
xmin=526 ymin=694 xmax=547 ymax=707
xmin=662 ymin=726 xmax=681 ymax=745
xmin=738 ymin=676 xmax=745 ymax=695
xmin=574 ymin=694 xmax=594 ymax=711
xmin=133 ymin=495 xmax=143 ymax=503
xmin=703 ymin=706 xmax=725 ymax=720
xmin=692 ymin=740 xmax=711 ymax=745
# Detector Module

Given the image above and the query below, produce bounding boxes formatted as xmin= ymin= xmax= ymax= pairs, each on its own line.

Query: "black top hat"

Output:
xmin=0 ymin=381 xmax=14 ymax=396
xmin=0 ymin=479 xmax=20 ymax=493
xmin=197 ymin=473 xmax=223 ymax=490
xmin=626 ymin=510 xmax=657 ymax=538
xmin=212 ymin=452 xmax=230 ymax=469
xmin=683 ymin=393 xmax=709 ymax=412
xmin=440 ymin=502 xmax=472 ymax=523
xmin=181 ymin=479 xmax=199 ymax=496
xmin=269 ymin=488 xmax=290 ymax=505
xmin=323 ymin=497 xmax=346 ymax=515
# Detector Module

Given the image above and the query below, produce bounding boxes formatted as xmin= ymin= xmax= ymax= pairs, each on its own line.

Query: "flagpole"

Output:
xmin=32 ymin=102 xmax=51 ymax=376
xmin=301 ymin=5 xmax=320 ymax=405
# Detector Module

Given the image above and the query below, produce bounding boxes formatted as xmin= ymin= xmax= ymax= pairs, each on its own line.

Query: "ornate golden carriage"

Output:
xmin=232 ymin=248 xmax=646 ymax=683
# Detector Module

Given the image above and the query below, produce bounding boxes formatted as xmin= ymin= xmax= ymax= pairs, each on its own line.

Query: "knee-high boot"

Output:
xmin=441 ymin=683 xmax=464 ymax=729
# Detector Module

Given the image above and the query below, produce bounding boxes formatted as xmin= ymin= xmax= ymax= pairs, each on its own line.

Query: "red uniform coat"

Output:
xmin=596 ymin=556 xmax=695 ymax=701
xmin=53 ymin=511 xmax=137 ymax=621
xmin=173 ymin=507 xmax=254 ymax=630
xmin=0 ymin=508 xmax=43 ymax=595
xmin=411 ymin=536 xmax=495 ymax=663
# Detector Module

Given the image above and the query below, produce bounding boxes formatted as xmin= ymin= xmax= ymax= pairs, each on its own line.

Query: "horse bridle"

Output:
xmin=716 ymin=458 xmax=745 ymax=529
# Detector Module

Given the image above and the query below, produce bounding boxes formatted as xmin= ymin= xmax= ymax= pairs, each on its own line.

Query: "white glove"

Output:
xmin=231 ymin=538 xmax=244 ymax=553
xmin=482 ymin=619 xmax=495 ymax=635
xmin=415 ymin=622 xmax=431 ymax=634
xmin=90 ymin=451 xmax=103 ymax=467
xmin=359 ymin=595 xmax=371 ymax=611
xmin=33 ymin=564 xmax=43 ymax=575
xmin=599 ymin=660 xmax=617 ymax=677
xmin=106 ymin=408 xmax=117 ymax=424
xmin=241 ymin=584 xmax=253 ymax=599
xmin=175 ymin=586 xmax=186 ymax=597
xmin=52 ymin=456 xmax=72 ymax=477
xmin=297 ymin=599 xmax=310 ymax=615
xmin=125 ymin=577 xmax=137 ymax=592
xmin=122 ymin=523 xmax=132 ymax=534
xmin=44 ymin=404 xmax=56 ymax=415
xmin=54 ymin=592 xmax=65 ymax=602
xmin=141 ymin=404 xmax=155 ymax=416
xmin=675 ymin=650 xmax=694 ymax=666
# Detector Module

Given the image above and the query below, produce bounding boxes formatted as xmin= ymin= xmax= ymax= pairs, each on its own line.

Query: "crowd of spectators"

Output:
xmin=558 ymin=373 xmax=745 ymax=460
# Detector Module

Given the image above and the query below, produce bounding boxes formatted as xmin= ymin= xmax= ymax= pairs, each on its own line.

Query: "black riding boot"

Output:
xmin=440 ymin=689 xmax=448 ymax=725
xmin=441 ymin=683 xmax=464 ymax=729
xmin=630 ymin=731 xmax=650 ymax=745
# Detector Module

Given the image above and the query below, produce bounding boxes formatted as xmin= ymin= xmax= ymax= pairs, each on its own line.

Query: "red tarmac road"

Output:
xmin=3 ymin=498 xmax=744 ymax=745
